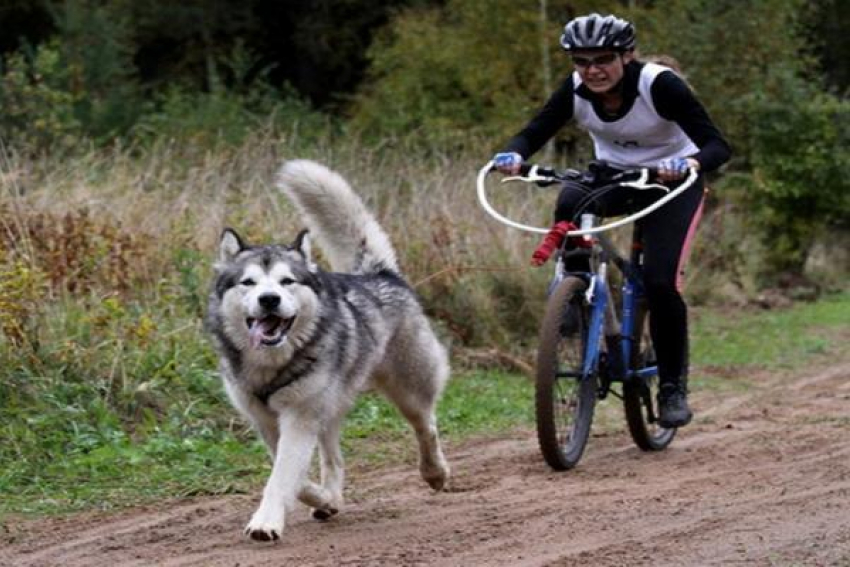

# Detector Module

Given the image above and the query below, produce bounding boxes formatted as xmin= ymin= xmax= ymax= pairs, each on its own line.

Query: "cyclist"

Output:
xmin=492 ymin=13 xmax=731 ymax=428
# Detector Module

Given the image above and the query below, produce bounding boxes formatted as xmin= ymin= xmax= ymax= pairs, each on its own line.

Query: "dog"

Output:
xmin=205 ymin=159 xmax=451 ymax=541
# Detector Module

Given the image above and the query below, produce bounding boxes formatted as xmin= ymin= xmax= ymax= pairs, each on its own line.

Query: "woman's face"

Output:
xmin=571 ymin=50 xmax=632 ymax=93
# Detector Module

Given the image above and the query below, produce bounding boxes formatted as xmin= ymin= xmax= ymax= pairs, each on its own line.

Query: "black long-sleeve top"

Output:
xmin=503 ymin=60 xmax=731 ymax=173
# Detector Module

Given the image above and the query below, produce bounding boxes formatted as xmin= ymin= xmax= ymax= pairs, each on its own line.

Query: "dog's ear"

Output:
xmin=219 ymin=228 xmax=246 ymax=263
xmin=292 ymin=229 xmax=316 ymax=271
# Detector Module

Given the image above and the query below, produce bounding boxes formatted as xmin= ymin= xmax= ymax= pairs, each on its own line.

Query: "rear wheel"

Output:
xmin=623 ymin=302 xmax=676 ymax=450
xmin=536 ymin=276 xmax=597 ymax=470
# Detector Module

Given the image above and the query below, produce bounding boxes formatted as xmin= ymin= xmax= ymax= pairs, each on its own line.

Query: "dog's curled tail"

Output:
xmin=276 ymin=159 xmax=399 ymax=274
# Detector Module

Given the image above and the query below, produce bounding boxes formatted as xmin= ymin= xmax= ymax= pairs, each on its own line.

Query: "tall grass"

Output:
xmin=1 ymin=127 xmax=562 ymax=349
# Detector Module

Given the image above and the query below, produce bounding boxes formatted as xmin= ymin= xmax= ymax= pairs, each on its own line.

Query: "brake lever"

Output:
xmin=619 ymin=168 xmax=671 ymax=193
xmin=501 ymin=165 xmax=555 ymax=185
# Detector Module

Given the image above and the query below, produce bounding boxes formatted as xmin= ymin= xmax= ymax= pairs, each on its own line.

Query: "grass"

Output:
xmin=0 ymin=368 xmax=535 ymax=518
xmin=690 ymin=289 xmax=850 ymax=373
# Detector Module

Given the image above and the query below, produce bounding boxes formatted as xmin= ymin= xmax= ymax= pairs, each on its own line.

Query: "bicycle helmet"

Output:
xmin=560 ymin=13 xmax=636 ymax=52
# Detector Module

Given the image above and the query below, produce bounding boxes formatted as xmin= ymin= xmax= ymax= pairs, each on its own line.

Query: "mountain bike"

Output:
xmin=477 ymin=161 xmax=699 ymax=470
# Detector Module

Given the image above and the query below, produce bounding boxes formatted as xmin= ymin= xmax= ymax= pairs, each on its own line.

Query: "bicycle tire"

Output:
xmin=535 ymin=276 xmax=597 ymax=470
xmin=623 ymin=301 xmax=676 ymax=450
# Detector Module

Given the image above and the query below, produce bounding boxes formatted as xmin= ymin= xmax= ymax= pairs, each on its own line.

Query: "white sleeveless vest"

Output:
xmin=572 ymin=62 xmax=699 ymax=168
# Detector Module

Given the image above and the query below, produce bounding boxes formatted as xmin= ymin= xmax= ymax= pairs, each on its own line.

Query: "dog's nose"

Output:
xmin=258 ymin=293 xmax=281 ymax=310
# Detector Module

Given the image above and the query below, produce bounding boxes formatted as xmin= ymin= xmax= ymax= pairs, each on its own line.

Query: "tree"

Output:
xmin=349 ymin=0 xmax=618 ymax=152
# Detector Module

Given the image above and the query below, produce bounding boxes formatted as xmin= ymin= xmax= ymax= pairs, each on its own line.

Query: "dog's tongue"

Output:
xmin=248 ymin=317 xmax=278 ymax=348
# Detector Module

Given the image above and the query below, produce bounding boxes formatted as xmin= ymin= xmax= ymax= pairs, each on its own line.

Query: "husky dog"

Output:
xmin=205 ymin=160 xmax=451 ymax=541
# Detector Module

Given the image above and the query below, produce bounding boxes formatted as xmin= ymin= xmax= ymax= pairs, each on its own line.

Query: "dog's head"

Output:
xmin=209 ymin=228 xmax=320 ymax=352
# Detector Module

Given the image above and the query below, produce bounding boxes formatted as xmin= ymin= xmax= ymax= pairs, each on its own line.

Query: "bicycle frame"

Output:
xmin=569 ymin=220 xmax=655 ymax=394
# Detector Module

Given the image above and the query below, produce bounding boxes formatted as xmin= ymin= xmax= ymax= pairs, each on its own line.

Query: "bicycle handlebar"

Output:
xmin=476 ymin=161 xmax=699 ymax=236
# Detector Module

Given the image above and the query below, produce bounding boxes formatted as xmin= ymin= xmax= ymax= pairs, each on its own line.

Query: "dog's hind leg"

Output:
xmin=317 ymin=415 xmax=346 ymax=518
xmin=399 ymin=400 xmax=450 ymax=491
xmin=378 ymin=344 xmax=451 ymax=491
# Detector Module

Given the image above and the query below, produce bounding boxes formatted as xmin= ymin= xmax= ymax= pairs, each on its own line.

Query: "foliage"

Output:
xmin=350 ymin=0 xmax=616 ymax=152
xmin=621 ymin=0 xmax=850 ymax=281
xmin=129 ymin=47 xmax=332 ymax=149
xmin=0 ymin=255 xmax=47 ymax=348
xmin=740 ymin=75 xmax=850 ymax=280
xmin=0 ymin=43 xmax=83 ymax=152
xmin=0 ymin=204 xmax=155 ymax=296
xmin=802 ymin=0 xmax=850 ymax=94
xmin=52 ymin=0 xmax=143 ymax=141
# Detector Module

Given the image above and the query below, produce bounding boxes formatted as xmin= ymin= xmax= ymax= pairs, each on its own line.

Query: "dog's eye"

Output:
xmin=279 ymin=277 xmax=296 ymax=286
xmin=240 ymin=278 xmax=256 ymax=287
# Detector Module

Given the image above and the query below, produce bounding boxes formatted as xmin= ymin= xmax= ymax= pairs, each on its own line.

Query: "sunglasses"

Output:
xmin=571 ymin=53 xmax=619 ymax=68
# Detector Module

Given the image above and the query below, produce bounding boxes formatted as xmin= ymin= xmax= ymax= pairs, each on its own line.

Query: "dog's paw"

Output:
xmin=299 ymin=482 xmax=342 ymax=521
xmin=245 ymin=526 xmax=280 ymax=542
xmin=421 ymin=462 xmax=450 ymax=491
xmin=244 ymin=512 xmax=284 ymax=542
xmin=311 ymin=506 xmax=340 ymax=522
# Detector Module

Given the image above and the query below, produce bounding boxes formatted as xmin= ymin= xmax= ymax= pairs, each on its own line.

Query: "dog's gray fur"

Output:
xmin=205 ymin=159 xmax=450 ymax=541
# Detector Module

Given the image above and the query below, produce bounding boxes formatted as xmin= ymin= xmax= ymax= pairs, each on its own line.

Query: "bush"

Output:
xmin=0 ymin=44 xmax=83 ymax=153
xmin=129 ymin=82 xmax=331 ymax=148
xmin=741 ymin=75 xmax=850 ymax=282
xmin=350 ymin=0 xmax=606 ymax=152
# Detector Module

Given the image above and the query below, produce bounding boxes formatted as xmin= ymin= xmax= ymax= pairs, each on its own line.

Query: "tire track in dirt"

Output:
xmin=2 ymin=361 xmax=849 ymax=567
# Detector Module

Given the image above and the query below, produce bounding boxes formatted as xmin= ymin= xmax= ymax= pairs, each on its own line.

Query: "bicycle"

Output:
xmin=477 ymin=161 xmax=699 ymax=470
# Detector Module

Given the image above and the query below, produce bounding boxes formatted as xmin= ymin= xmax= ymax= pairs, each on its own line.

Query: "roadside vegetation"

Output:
xmin=1 ymin=0 xmax=848 ymax=520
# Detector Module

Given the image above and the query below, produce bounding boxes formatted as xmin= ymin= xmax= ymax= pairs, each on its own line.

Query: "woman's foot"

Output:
xmin=657 ymin=383 xmax=693 ymax=428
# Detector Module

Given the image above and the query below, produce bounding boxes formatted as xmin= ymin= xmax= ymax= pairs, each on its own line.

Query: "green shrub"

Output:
xmin=0 ymin=44 xmax=83 ymax=152
xmin=350 ymin=0 xmax=607 ymax=152
xmin=741 ymin=75 xmax=850 ymax=282
xmin=53 ymin=0 xmax=143 ymax=142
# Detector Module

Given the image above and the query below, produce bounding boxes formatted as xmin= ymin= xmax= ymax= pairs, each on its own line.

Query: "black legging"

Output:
xmin=554 ymin=174 xmax=706 ymax=385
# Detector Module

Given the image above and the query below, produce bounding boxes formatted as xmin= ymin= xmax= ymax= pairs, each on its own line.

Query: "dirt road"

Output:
xmin=3 ymin=360 xmax=850 ymax=567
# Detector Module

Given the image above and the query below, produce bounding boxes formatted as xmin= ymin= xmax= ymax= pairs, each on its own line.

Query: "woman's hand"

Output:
xmin=493 ymin=152 xmax=523 ymax=175
xmin=657 ymin=157 xmax=699 ymax=181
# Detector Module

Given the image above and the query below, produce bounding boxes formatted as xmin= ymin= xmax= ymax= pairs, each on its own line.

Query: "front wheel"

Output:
xmin=623 ymin=302 xmax=676 ymax=450
xmin=535 ymin=276 xmax=597 ymax=470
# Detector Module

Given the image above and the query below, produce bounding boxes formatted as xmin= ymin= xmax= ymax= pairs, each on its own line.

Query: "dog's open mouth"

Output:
xmin=246 ymin=315 xmax=295 ymax=348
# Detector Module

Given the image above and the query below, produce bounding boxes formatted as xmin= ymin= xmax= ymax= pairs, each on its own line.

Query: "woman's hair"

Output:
xmin=641 ymin=53 xmax=694 ymax=91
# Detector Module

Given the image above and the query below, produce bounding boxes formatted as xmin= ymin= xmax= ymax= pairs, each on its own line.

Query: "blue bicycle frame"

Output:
xmin=562 ymin=223 xmax=657 ymax=390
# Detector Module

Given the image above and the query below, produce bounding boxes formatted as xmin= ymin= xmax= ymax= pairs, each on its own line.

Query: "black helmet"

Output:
xmin=560 ymin=13 xmax=636 ymax=52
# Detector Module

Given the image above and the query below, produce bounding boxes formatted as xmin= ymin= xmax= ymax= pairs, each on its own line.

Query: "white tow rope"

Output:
xmin=476 ymin=161 xmax=699 ymax=236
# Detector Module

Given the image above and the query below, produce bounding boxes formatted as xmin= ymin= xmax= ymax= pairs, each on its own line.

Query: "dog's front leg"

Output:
xmin=245 ymin=414 xmax=318 ymax=541
xmin=225 ymin=381 xmax=279 ymax=459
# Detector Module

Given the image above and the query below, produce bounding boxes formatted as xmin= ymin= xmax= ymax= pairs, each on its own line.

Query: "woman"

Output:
xmin=493 ymin=13 xmax=731 ymax=428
